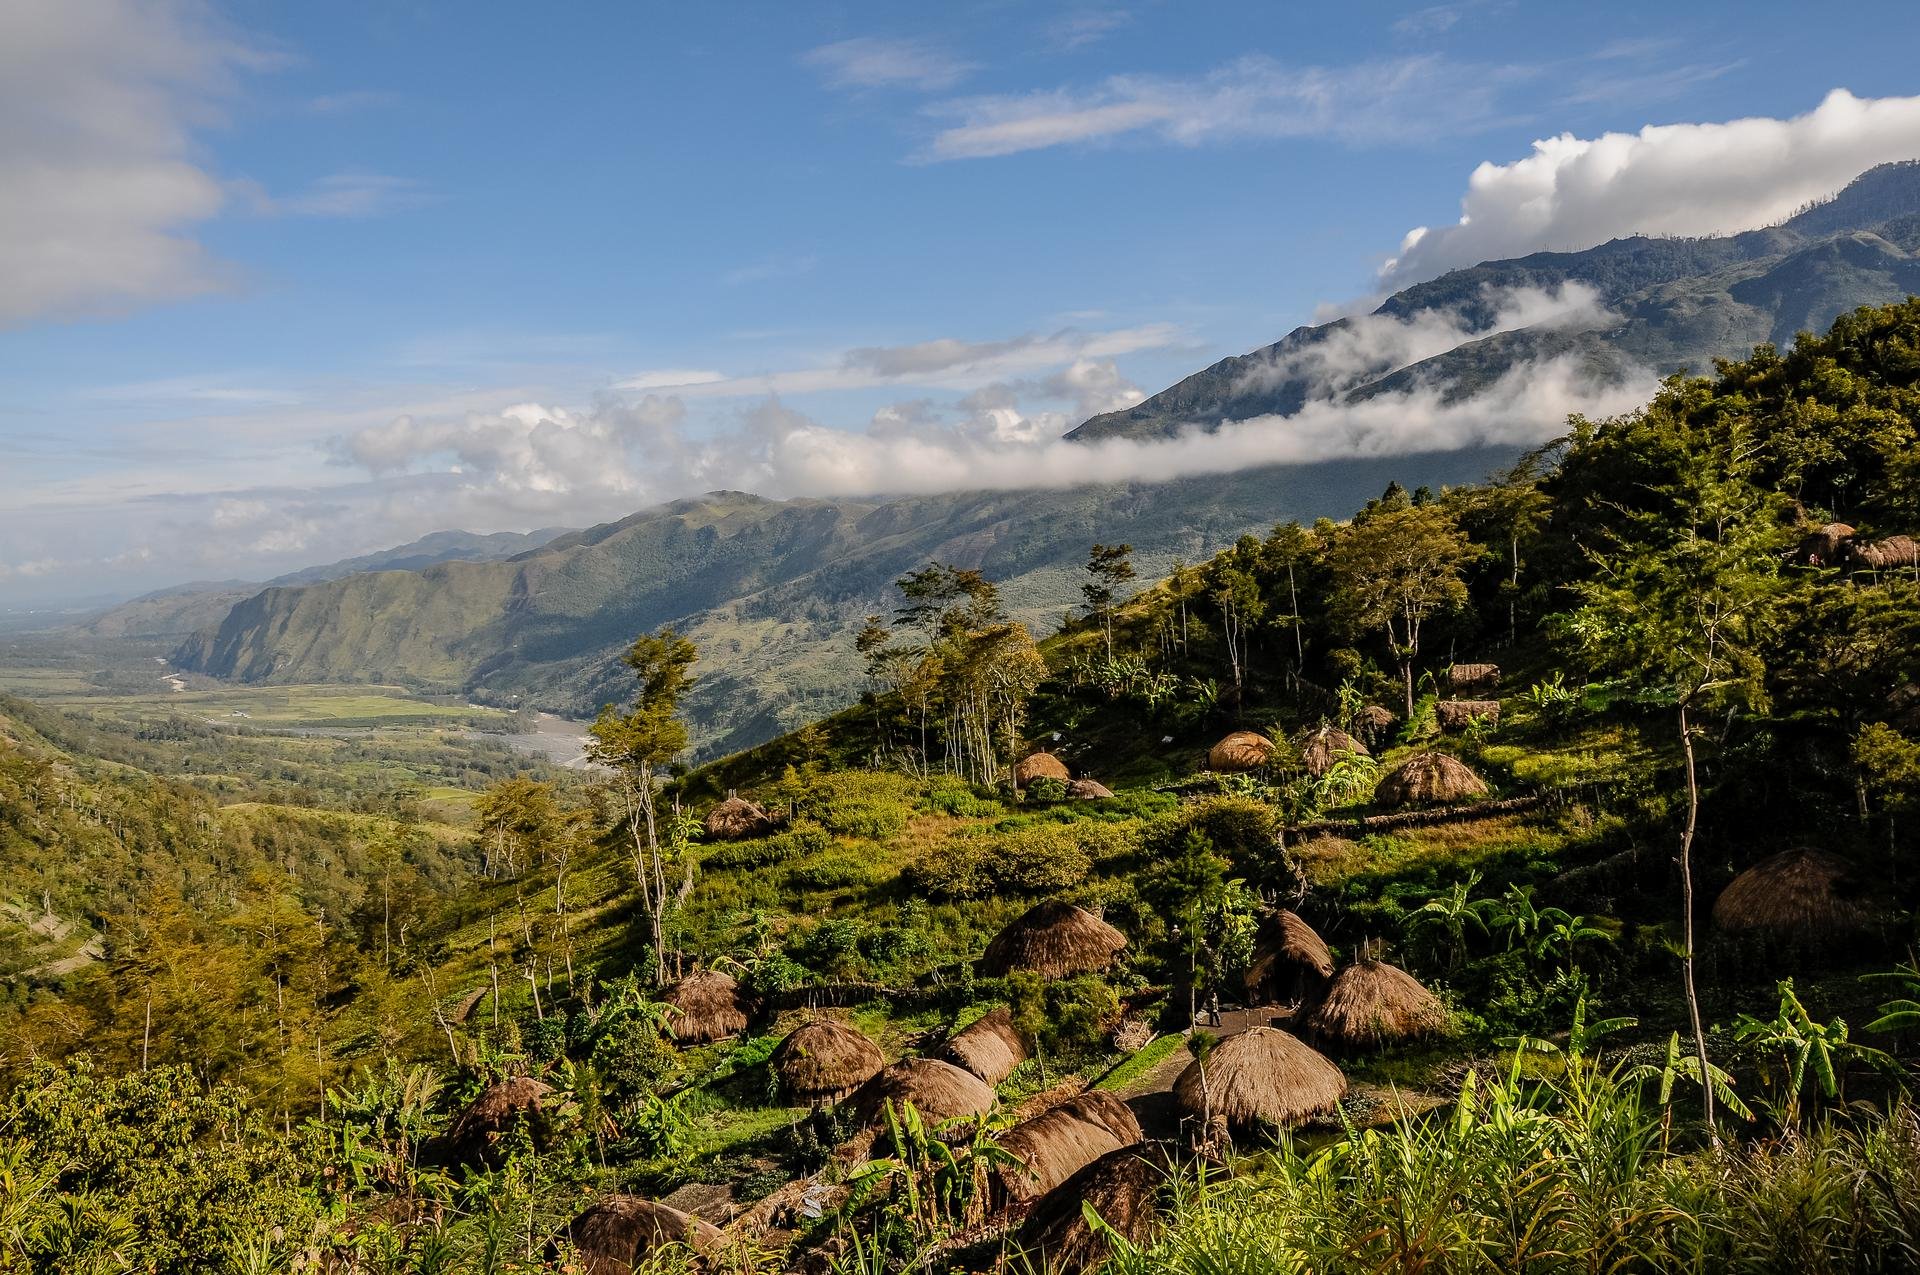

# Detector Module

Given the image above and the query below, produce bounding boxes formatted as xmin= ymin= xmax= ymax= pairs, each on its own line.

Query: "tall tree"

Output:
xmin=1569 ymin=413 xmax=1793 ymax=1139
xmin=588 ymin=626 xmax=698 ymax=985
xmin=1082 ymin=542 xmax=1136 ymax=659
xmin=1328 ymin=505 xmax=1478 ymax=717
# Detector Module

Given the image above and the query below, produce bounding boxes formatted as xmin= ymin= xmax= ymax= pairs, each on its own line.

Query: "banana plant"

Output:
xmin=1733 ymin=978 xmax=1895 ymax=1124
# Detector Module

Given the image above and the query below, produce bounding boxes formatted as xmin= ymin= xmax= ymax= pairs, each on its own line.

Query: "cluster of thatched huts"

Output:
xmin=1013 ymin=750 xmax=1117 ymax=800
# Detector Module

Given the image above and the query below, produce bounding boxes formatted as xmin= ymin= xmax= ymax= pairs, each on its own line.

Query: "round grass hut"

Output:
xmin=664 ymin=969 xmax=749 ymax=1045
xmin=1435 ymin=700 xmax=1500 ymax=733
xmin=980 ymin=900 xmax=1127 ymax=979
xmin=446 ymin=1076 xmax=552 ymax=1165
xmin=1848 ymin=535 xmax=1920 ymax=571
xmin=1795 ymin=521 xmax=1856 ymax=567
xmin=703 ymin=793 xmax=773 ymax=841
xmin=771 ymin=1019 xmax=884 ymax=1107
xmin=994 ymin=1090 xmax=1144 ymax=1203
xmin=1243 ymin=909 xmax=1335 ymax=1006
xmin=940 ymin=1006 xmax=1029 ymax=1085
xmin=1303 ymin=959 xmax=1447 ymax=1050
xmin=1065 ymin=778 xmax=1115 ymax=800
xmin=1208 ymin=731 xmax=1276 ymax=772
xmin=1172 ymin=1027 xmax=1346 ymax=1131
xmin=1712 ymin=847 xmax=1874 ymax=943
xmin=1374 ymin=752 xmax=1487 ymax=807
xmin=850 ymin=1058 xmax=996 ymax=1130
xmin=1352 ymin=704 xmax=1397 ymax=745
xmin=1014 ymin=751 xmax=1072 ymax=788
xmin=1017 ymin=1142 xmax=1187 ymax=1275
xmin=1299 ymin=725 xmax=1369 ymax=777
xmin=566 ymin=1195 xmax=725 ymax=1274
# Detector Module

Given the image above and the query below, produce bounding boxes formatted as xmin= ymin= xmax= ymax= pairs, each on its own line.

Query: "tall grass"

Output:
xmin=1102 ymin=1061 xmax=1920 ymax=1274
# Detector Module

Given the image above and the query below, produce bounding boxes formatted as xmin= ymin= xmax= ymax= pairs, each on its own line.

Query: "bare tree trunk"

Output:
xmin=1678 ymin=702 xmax=1719 ymax=1141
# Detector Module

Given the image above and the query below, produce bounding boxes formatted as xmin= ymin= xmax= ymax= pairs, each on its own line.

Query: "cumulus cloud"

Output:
xmin=0 ymin=0 xmax=260 ymax=324
xmin=1384 ymin=89 xmax=1920 ymax=286
xmin=919 ymin=54 xmax=1518 ymax=161
xmin=802 ymin=37 xmax=975 ymax=92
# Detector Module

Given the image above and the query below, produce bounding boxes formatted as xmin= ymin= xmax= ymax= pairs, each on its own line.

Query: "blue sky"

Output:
xmin=5 ymin=0 xmax=1920 ymax=605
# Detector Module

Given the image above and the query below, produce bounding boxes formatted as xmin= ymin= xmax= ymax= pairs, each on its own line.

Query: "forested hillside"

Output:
xmin=6 ymin=301 xmax=1919 ymax=1273
xmin=171 ymin=455 xmax=1504 ymax=757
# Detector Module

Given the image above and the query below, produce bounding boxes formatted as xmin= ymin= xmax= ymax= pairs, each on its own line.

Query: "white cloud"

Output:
xmin=256 ymin=172 xmax=426 ymax=218
xmin=0 ymin=0 xmax=258 ymax=324
xmin=919 ymin=54 xmax=1519 ymax=161
xmin=1384 ymin=89 xmax=1920 ymax=286
xmin=1235 ymin=283 xmax=1613 ymax=398
xmin=802 ymin=37 xmax=975 ymax=92
xmin=1046 ymin=10 xmax=1131 ymax=51
xmin=615 ymin=369 xmax=726 ymax=391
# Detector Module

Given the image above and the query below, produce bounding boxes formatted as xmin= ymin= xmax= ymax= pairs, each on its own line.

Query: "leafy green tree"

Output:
xmin=589 ymin=626 xmax=698 ymax=985
xmin=1329 ymin=505 xmax=1479 ymax=718
xmin=1569 ymin=411 xmax=1794 ymax=1138
xmin=1083 ymin=542 xmax=1136 ymax=659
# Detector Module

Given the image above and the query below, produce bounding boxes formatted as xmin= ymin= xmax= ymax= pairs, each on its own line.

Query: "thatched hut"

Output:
xmin=1065 ymin=778 xmax=1115 ymax=800
xmin=1208 ymin=731 xmax=1276 ymax=772
xmin=1173 ymin=1027 xmax=1345 ymax=1131
xmin=703 ymin=793 xmax=772 ymax=841
xmin=664 ymin=969 xmax=749 ymax=1045
xmin=940 ymin=1007 xmax=1029 ymax=1085
xmin=446 ymin=1077 xmax=552 ymax=1165
xmin=1244 ymin=910 xmax=1335 ymax=1006
xmin=1795 ymin=521 xmax=1856 ymax=566
xmin=980 ymin=900 xmax=1127 ymax=979
xmin=1303 ymin=959 xmax=1447 ymax=1050
xmin=994 ymin=1090 xmax=1143 ymax=1203
xmin=1712 ymin=848 xmax=1874 ymax=943
xmin=1351 ymin=704 xmax=1397 ymax=746
xmin=850 ymin=1058 xmax=996 ymax=1130
xmin=567 ymin=1195 xmax=725 ymax=1273
xmin=771 ymin=1019 xmax=884 ymax=1106
xmin=1446 ymin=663 xmax=1500 ymax=693
xmin=1299 ymin=725 xmax=1369 ymax=777
xmin=1436 ymin=700 xmax=1500 ymax=733
xmin=1016 ymin=1142 xmax=1187 ymax=1275
xmin=1848 ymin=535 xmax=1920 ymax=572
xmin=1014 ymin=751 xmax=1072 ymax=788
xmin=1374 ymin=752 xmax=1488 ymax=807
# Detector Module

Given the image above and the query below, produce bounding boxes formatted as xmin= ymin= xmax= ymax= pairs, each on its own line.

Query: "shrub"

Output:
xmin=786 ymin=852 xmax=879 ymax=891
xmin=592 ymin=1016 xmax=682 ymax=1106
xmin=703 ymin=820 xmax=830 ymax=869
xmin=926 ymin=781 xmax=1002 ymax=818
xmin=1025 ymin=776 xmax=1069 ymax=803
xmin=908 ymin=822 xmax=1102 ymax=900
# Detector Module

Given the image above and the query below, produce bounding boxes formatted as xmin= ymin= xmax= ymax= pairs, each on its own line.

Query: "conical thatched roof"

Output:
xmin=1354 ymin=703 xmax=1397 ymax=733
xmin=1065 ymin=778 xmax=1115 ymax=800
xmin=1303 ymin=959 xmax=1447 ymax=1049
xmin=1208 ymin=731 xmax=1275 ymax=772
xmin=1436 ymin=700 xmax=1500 ymax=733
xmin=567 ymin=1195 xmax=725 ymax=1274
xmin=1796 ymin=522 xmax=1856 ymax=566
xmin=941 ymin=1007 xmax=1029 ymax=1085
xmin=1017 ymin=1142 xmax=1187 ymax=1275
xmin=980 ymin=900 xmax=1127 ymax=979
xmin=994 ymin=1090 xmax=1143 ymax=1203
xmin=771 ymin=1019 xmax=884 ymax=1106
xmin=446 ymin=1077 xmax=552 ymax=1165
xmin=1299 ymin=725 xmax=1369 ymax=777
xmin=1374 ymin=752 xmax=1487 ymax=807
xmin=1172 ymin=1027 xmax=1346 ymax=1130
xmin=1014 ymin=751 xmax=1072 ymax=788
xmin=703 ymin=794 xmax=772 ymax=841
xmin=664 ymin=969 xmax=749 ymax=1045
xmin=850 ymin=1058 xmax=996 ymax=1130
xmin=1712 ymin=848 xmax=1874 ymax=942
xmin=1244 ymin=910 xmax=1334 ymax=1000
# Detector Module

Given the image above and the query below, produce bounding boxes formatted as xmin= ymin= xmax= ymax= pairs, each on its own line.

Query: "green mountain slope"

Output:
xmin=82 ymin=527 xmax=573 ymax=639
xmin=1069 ymin=161 xmax=1920 ymax=441
xmin=173 ymin=453 xmax=1505 ymax=757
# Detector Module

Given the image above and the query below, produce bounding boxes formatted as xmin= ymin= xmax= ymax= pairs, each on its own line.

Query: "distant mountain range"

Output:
xmin=82 ymin=527 xmax=572 ymax=639
xmin=168 ymin=162 xmax=1920 ymax=756
xmin=1071 ymin=161 xmax=1920 ymax=441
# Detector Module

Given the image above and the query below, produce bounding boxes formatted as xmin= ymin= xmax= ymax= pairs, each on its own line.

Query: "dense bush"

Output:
xmin=702 ymin=820 xmax=831 ymax=869
xmin=907 ymin=821 xmax=1122 ymax=899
